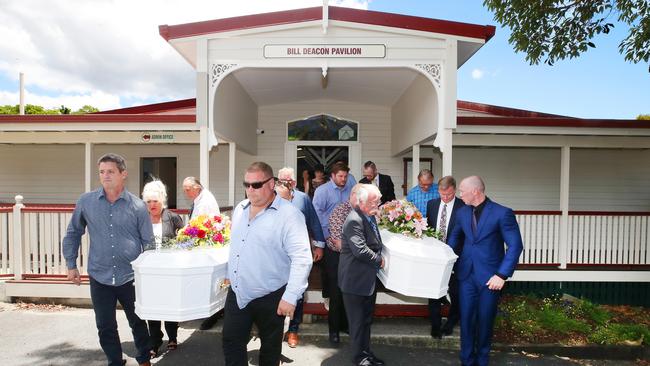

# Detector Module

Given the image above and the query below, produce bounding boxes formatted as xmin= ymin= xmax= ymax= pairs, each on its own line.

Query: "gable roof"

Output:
xmin=159 ymin=6 xmax=496 ymax=42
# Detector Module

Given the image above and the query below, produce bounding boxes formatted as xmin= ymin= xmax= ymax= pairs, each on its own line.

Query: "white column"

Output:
xmin=558 ymin=146 xmax=571 ymax=269
xmin=199 ymin=126 xmax=210 ymax=190
xmin=84 ymin=142 xmax=92 ymax=192
xmin=12 ymin=195 xmax=25 ymax=280
xmin=441 ymin=130 xmax=453 ymax=177
xmin=412 ymin=144 xmax=420 ymax=189
xmin=228 ymin=142 xmax=236 ymax=207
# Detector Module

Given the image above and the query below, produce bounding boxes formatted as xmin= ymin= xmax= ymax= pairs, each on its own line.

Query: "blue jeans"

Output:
xmin=89 ymin=277 xmax=152 ymax=366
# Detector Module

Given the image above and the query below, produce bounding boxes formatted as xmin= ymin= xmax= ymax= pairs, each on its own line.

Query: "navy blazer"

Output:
xmin=447 ymin=199 xmax=523 ymax=284
xmin=338 ymin=207 xmax=383 ymax=296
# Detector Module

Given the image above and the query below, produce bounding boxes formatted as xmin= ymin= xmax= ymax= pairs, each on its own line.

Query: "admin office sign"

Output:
xmin=141 ymin=132 xmax=174 ymax=143
xmin=264 ymin=44 xmax=386 ymax=58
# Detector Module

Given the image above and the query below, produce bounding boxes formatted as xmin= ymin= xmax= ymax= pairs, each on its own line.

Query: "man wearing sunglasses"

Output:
xmin=222 ymin=162 xmax=313 ymax=366
xmin=275 ymin=167 xmax=326 ymax=348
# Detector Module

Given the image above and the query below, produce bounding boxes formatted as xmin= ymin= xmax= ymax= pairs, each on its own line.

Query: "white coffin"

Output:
xmin=132 ymin=247 xmax=229 ymax=322
xmin=377 ymin=229 xmax=457 ymax=299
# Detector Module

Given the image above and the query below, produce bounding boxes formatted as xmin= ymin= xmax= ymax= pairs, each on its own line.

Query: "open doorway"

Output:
xmin=141 ymin=157 xmax=177 ymax=209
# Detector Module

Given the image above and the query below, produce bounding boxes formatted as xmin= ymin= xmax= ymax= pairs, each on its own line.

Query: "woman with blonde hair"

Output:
xmin=142 ymin=179 xmax=184 ymax=356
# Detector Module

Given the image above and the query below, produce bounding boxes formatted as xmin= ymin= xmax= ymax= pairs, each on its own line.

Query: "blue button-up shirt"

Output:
xmin=63 ymin=188 xmax=153 ymax=286
xmin=406 ymin=184 xmax=440 ymax=218
xmin=312 ymin=180 xmax=352 ymax=238
xmin=288 ymin=190 xmax=326 ymax=248
xmin=228 ymin=194 xmax=313 ymax=309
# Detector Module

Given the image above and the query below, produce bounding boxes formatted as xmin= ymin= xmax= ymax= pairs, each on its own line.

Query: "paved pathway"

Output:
xmin=0 ymin=302 xmax=640 ymax=366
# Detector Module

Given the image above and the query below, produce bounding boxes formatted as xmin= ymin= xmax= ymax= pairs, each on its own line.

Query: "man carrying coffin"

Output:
xmin=222 ymin=162 xmax=313 ymax=366
xmin=339 ymin=184 xmax=385 ymax=366
xmin=447 ymin=176 xmax=523 ymax=366
xmin=425 ymin=175 xmax=464 ymax=338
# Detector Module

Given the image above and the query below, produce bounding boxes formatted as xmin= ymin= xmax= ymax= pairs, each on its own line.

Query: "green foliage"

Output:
xmin=589 ymin=323 xmax=650 ymax=345
xmin=496 ymin=295 xmax=650 ymax=345
xmin=577 ymin=298 xmax=611 ymax=325
xmin=0 ymin=104 xmax=99 ymax=115
xmin=59 ymin=105 xmax=71 ymax=114
xmin=73 ymin=105 xmax=100 ymax=114
xmin=484 ymin=0 xmax=650 ymax=71
xmin=637 ymin=114 xmax=650 ymax=120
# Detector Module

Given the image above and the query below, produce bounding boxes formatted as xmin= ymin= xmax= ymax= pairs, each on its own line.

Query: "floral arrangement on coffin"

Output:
xmin=378 ymin=199 xmax=441 ymax=239
xmin=164 ymin=214 xmax=231 ymax=250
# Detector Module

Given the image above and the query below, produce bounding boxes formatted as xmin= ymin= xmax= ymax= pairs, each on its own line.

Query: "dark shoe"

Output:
xmin=354 ymin=357 xmax=374 ymax=366
xmin=441 ymin=320 xmax=455 ymax=336
xmin=200 ymin=313 xmax=219 ymax=330
xmin=329 ymin=331 xmax=340 ymax=344
xmin=138 ymin=361 xmax=152 ymax=366
xmin=430 ymin=328 xmax=442 ymax=339
xmin=167 ymin=340 xmax=178 ymax=350
xmin=121 ymin=361 xmax=127 ymax=366
xmin=368 ymin=352 xmax=385 ymax=366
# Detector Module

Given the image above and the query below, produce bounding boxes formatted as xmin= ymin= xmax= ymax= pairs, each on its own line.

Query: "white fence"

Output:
xmin=1 ymin=198 xmax=648 ymax=279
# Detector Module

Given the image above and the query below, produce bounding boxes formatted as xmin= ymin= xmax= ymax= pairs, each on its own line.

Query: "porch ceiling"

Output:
xmin=231 ymin=67 xmax=419 ymax=106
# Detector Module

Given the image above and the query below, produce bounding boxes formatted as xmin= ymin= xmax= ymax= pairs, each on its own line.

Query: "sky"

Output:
xmin=0 ymin=0 xmax=647 ymax=119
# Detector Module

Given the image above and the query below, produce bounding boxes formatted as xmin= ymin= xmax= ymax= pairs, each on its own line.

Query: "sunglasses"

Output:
xmin=242 ymin=176 xmax=274 ymax=189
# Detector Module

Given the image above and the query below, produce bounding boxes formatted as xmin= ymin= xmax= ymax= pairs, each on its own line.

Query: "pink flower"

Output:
xmin=413 ymin=218 xmax=428 ymax=237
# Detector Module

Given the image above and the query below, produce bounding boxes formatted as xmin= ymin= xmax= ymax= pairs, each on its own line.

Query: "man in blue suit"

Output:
xmin=426 ymin=175 xmax=464 ymax=338
xmin=447 ymin=176 xmax=523 ymax=366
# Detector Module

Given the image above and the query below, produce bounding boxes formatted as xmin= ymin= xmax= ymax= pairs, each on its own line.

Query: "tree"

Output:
xmin=73 ymin=105 xmax=100 ymax=114
xmin=59 ymin=105 xmax=71 ymax=114
xmin=638 ymin=114 xmax=650 ymax=120
xmin=484 ymin=0 xmax=650 ymax=71
xmin=0 ymin=104 xmax=100 ymax=115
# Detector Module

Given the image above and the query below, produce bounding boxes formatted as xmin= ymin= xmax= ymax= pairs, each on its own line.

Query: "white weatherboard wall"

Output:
xmin=93 ymin=144 xmax=231 ymax=210
xmin=0 ymin=144 xmax=84 ymax=204
xmin=570 ymin=148 xmax=650 ymax=211
xmin=256 ymin=99 xmax=400 ymax=186
xmin=453 ymin=147 xmax=561 ymax=210
xmin=391 ymin=74 xmax=438 ymax=155
xmin=214 ymin=75 xmax=258 ymax=155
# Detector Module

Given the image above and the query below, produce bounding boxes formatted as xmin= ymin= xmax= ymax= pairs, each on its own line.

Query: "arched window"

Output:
xmin=287 ymin=114 xmax=358 ymax=141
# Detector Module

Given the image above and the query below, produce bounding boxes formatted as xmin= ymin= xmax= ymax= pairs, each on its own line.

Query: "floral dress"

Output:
xmin=326 ymin=201 xmax=353 ymax=252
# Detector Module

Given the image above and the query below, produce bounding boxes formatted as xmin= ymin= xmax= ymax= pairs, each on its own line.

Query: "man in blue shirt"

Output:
xmin=223 ymin=162 xmax=313 ymax=366
xmin=63 ymin=153 xmax=153 ymax=366
xmin=276 ymin=167 xmax=326 ymax=348
xmin=312 ymin=162 xmax=352 ymax=343
xmin=406 ymin=169 xmax=440 ymax=217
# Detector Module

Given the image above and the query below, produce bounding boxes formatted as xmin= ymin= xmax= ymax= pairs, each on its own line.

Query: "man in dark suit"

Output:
xmin=447 ymin=176 xmax=523 ymax=366
xmin=426 ymin=175 xmax=464 ymax=338
xmin=360 ymin=161 xmax=395 ymax=205
xmin=339 ymin=184 xmax=385 ymax=366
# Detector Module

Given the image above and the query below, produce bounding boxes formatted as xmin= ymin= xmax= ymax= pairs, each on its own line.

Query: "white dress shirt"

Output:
xmin=191 ymin=189 xmax=220 ymax=218
xmin=436 ymin=197 xmax=456 ymax=231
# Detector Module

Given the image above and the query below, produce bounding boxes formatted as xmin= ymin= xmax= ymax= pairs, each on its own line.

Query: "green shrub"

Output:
xmin=589 ymin=323 xmax=650 ymax=345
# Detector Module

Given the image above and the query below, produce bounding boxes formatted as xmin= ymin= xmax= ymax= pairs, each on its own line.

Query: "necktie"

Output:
xmin=471 ymin=206 xmax=478 ymax=236
xmin=438 ymin=204 xmax=448 ymax=242
xmin=369 ymin=216 xmax=382 ymax=243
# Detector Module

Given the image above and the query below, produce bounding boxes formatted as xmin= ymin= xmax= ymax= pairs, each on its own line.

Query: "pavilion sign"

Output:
xmin=264 ymin=44 xmax=386 ymax=58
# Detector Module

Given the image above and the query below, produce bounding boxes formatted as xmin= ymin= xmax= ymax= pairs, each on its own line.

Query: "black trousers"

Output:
xmin=324 ymin=247 xmax=348 ymax=334
xmin=89 ymin=278 xmax=151 ymax=366
xmin=428 ymin=272 xmax=460 ymax=332
xmin=222 ymin=286 xmax=285 ymax=366
xmin=342 ymin=290 xmax=377 ymax=363
xmin=147 ymin=319 xmax=179 ymax=347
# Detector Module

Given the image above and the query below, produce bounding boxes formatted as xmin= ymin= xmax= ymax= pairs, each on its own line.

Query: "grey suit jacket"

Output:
xmin=338 ymin=207 xmax=383 ymax=296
